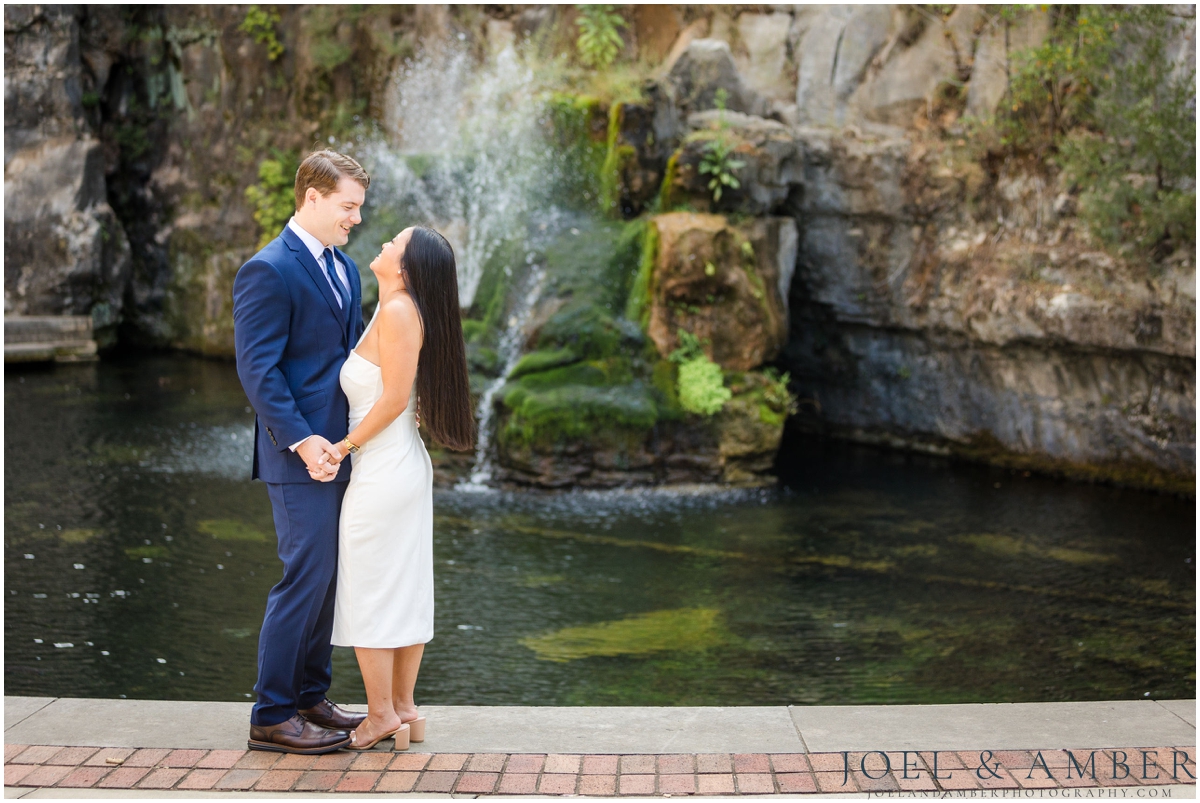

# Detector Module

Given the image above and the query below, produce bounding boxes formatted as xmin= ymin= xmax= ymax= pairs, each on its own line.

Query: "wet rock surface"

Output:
xmin=4 ymin=8 xmax=130 ymax=335
xmin=645 ymin=212 xmax=794 ymax=372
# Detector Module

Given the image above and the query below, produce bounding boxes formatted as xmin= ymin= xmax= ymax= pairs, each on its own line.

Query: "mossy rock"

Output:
xmin=163 ymin=228 xmax=241 ymax=356
xmin=540 ymin=220 xmax=646 ymax=316
xmin=535 ymin=303 xmax=644 ymax=362
xmin=462 ymin=236 xmax=524 ymax=346
xmin=467 ymin=342 xmax=500 ymax=376
xmin=601 ymin=100 xmax=666 ymax=219
xmin=509 ymin=347 xmax=579 ymax=379
xmin=714 ymin=370 xmax=791 ymax=483
xmin=642 ymin=212 xmax=794 ymax=372
xmin=498 ymin=380 xmax=658 ymax=450
xmin=545 ymin=92 xmax=608 ymax=211
xmin=461 ymin=319 xmax=487 ymax=344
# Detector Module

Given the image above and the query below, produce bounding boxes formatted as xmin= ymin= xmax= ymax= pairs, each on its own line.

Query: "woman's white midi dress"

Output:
xmin=331 ymin=305 xmax=435 ymax=648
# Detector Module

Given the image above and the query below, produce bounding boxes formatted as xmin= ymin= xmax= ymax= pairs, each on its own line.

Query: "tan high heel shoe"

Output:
xmin=347 ymin=720 xmax=405 ymax=752
xmin=402 ymin=715 xmax=426 ymax=743
xmin=391 ymin=722 xmax=411 ymax=751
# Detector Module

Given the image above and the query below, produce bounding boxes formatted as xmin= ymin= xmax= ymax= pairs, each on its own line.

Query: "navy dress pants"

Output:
xmin=252 ymin=480 xmax=347 ymax=727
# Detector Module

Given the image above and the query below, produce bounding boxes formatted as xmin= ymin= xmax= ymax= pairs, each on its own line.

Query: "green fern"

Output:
xmin=669 ymin=329 xmax=730 ymax=416
xmin=575 ymin=5 xmax=626 ymax=69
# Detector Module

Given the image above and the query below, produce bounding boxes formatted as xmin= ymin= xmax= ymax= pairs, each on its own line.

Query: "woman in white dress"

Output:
xmin=317 ymin=226 xmax=476 ymax=751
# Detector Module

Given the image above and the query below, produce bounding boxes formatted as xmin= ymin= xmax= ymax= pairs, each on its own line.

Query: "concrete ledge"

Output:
xmin=792 ymin=699 xmax=1199 ymax=752
xmin=4 ymin=697 xmax=1194 ymax=754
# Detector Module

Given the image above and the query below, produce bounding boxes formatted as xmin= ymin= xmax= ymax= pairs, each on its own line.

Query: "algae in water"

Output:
xmin=198 ymin=519 xmax=270 ymax=542
xmin=520 ymin=607 xmax=730 ymax=663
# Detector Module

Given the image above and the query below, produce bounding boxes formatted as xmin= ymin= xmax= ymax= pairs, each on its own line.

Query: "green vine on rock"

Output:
xmin=244 ymin=151 xmax=298 ymax=248
xmin=240 ymin=5 xmax=284 ymax=61
xmin=575 ymin=5 xmax=626 ymax=69
xmin=669 ymin=329 xmax=730 ymax=416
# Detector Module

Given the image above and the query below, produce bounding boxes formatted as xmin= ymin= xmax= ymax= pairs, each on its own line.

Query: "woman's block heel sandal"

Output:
xmin=392 ymin=722 xmax=411 ymax=751
xmin=404 ymin=716 xmax=426 ymax=743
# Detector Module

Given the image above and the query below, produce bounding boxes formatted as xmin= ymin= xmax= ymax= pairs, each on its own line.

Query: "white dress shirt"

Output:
xmin=285 ymin=217 xmax=352 ymax=454
xmin=287 ymin=217 xmax=350 ymax=308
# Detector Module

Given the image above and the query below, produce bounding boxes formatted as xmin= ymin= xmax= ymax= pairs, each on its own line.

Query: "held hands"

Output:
xmin=298 ymin=435 xmax=345 ymax=483
xmin=299 ymin=396 xmax=420 ymax=482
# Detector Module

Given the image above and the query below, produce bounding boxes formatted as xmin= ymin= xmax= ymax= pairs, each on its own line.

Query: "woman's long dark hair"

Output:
xmin=400 ymin=226 xmax=477 ymax=452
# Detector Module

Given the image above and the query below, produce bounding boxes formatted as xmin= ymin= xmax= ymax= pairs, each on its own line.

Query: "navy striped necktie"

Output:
xmin=322 ymin=248 xmax=349 ymax=310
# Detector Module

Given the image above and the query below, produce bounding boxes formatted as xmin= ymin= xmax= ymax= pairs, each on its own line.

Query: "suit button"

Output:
xmin=267 ymin=428 xmax=277 ymax=445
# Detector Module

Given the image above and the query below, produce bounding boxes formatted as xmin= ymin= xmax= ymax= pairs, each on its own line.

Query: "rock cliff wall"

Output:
xmin=5 ymin=5 xmax=410 ymax=351
xmin=5 ymin=5 xmax=1194 ymax=492
xmin=611 ymin=7 xmax=1196 ymax=493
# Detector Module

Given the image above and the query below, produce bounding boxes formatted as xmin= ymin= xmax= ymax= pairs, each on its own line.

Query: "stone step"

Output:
xmin=5 ymin=315 xmax=97 ymax=362
xmin=4 ymin=339 xmax=98 ymax=362
xmin=5 ymin=314 xmax=93 ymax=342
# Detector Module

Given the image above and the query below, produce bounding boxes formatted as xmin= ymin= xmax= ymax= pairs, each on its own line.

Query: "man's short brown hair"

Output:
xmin=293 ymin=150 xmax=370 ymax=210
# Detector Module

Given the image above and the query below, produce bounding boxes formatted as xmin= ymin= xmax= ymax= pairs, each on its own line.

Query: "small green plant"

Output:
xmin=240 ymin=5 xmax=284 ymax=61
xmin=575 ymin=5 xmax=626 ymax=69
xmin=761 ymin=367 xmax=798 ymax=415
xmin=698 ymin=89 xmax=745 ymax=203
xmin=699 ymin=139 xmax=744 ymax=202
xmin=244 ymin=151 xmax=298 ymax=248
xmin=669 ymin=329 xmax=730 ymax=416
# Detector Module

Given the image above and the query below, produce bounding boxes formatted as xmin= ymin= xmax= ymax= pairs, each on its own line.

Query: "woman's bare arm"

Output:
xmin=341 ymin=294 xmax=423 ymax=452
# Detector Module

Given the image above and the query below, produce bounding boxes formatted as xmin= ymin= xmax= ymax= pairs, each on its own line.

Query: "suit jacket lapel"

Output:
xmin=282 ymin=227 xmax=348 ymax=340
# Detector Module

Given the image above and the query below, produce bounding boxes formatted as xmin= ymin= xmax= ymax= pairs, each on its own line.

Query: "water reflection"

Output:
xmin=5 ymin=355 xmax=1195 ymax=705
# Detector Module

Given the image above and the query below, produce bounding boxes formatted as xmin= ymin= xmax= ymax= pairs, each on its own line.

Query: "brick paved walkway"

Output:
xmin=4 ymin=744 xmax=1195 ymax=795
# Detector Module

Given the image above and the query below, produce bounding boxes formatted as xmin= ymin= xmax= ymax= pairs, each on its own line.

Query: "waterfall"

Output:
xmin=359 ymin=40 xmax=561 ymax=308
xmin=348 ymin=38 xmax=574 ymax=488
xmin=456 ymin=264 xmax=546 ymax=493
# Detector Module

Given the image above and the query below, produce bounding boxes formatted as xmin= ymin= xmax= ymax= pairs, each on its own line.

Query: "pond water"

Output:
xmin=5 ymin=355 xmax=1195 ymax=705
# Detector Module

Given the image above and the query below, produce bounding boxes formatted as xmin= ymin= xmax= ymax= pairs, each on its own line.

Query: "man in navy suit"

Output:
xmin=233 ymin=150 xmax=370 ymax=754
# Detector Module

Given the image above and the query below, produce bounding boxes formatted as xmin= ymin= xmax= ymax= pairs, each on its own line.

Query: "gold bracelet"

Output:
xmin=343 ymin=438 xmax=360 ymax=454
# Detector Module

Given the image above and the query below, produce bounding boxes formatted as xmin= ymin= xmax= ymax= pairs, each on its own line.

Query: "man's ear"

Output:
xmin=305 ymin=186 xmax=320 ymax=206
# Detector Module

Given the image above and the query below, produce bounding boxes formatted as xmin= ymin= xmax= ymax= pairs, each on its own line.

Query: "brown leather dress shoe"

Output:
xmin=298 ymin=698 xmax=368 ymax=731
xmin=248 ymin=713 xmax=350 ymax=754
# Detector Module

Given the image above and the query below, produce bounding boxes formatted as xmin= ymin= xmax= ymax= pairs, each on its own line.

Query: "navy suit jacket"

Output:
xmin=233 ymin=225 xmax=365 ymax=484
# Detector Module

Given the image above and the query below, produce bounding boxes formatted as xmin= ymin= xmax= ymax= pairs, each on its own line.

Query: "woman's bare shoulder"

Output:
xmin=378 ymin=293 xmax=422 ymax=338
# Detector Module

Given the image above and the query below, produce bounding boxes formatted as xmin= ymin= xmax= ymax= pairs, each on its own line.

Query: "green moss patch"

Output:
xmin=509 ymin=347 xmax=580 ymax=380
xmin=500 ymin=380 xmax=657 ymax=449
xmin=467 ymin=343 xmax=500 ymax=375
xmin=536 ymin=304 xmax=640 ymax=362
xmin=541 ymin=219 xmax=645 ymax=316
xmin=546 ymin=92 xmax=607 ymax=210
xmin=520 ymin=607 xmax=731 ymax=663
xmin=624 ymin=219 xmax=658 ymax=329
